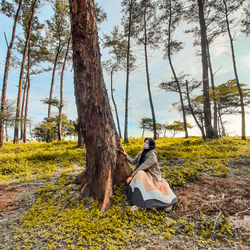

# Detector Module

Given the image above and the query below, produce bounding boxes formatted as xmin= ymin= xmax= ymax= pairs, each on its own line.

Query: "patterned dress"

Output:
xmin=126 ymin=151 xmax=178 ymax=209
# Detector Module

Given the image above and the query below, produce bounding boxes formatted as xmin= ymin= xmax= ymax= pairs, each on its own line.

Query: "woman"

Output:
xmin=120 ymin=138 xmax=178 ymax=212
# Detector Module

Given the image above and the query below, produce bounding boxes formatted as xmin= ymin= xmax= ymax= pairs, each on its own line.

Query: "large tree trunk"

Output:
xmin=77 ymin=122 xmax=84 ymax=147
xmin=69 ymin=0 xmax=132 ymax=211
xmin=223 ymin=0 xmax=246 ymax=140
xmin=143 ymin=4 xmax=157 ymax=140
xmin=0 ymin=0 xmax=23 ymax=147
xmin=197 ymin=0 xmax=215 ymax=139
xmin=20 ymin=77 xmax=27 ymax=140
xmin=206 ymin=39 xmax=218 ymax=138
xmin=168 ymin=0 xmax=188 ymax=138
xmin=110 ymin=69 xmax=122 ymax=139
xmin=124 ymin=0 xmax=134 ymax=144
xmin=185 ymin=80 xmax=205 ymax=139
xmin=58 ymin=37 xmax=71 ymax=141
xmin=48 ymin=44 xmax=61 ymax=119
xmin=23 ymin=43 xmax=31 ymax=143
xmin=13 ymin=0 xmax=37 ymax=144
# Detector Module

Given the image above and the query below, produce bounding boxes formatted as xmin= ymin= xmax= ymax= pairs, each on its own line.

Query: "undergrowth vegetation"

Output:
xmin=0 ymin=137 xmax=249 ymax=249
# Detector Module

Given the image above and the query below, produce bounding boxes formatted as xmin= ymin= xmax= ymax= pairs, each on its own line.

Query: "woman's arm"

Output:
xmin=126 ymin=151 xmax=142 ymax=165
xmin=131 ymin=152 xmax=157 ymax=178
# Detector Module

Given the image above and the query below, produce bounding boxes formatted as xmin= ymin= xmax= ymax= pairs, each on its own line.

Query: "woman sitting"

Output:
xmin=120 ymin=138 xmax=178 ymax=212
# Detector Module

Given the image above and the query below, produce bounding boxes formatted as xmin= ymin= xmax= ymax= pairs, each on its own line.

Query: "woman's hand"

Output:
xmin=126 ymin=176 xmax=132 ymax=184
xmin=118 ymin=147 xmax=127 ymax=156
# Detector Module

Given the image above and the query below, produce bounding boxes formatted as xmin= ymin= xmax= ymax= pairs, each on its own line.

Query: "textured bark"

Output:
xmin=206 ymin=39 xmax=218 ymax=138
xmin=223 ymin=0 xmax=246 ymax=140
xmin=69 ymin=0 xmax=132 ymax=210
xmin=110 ymin=70 xmax=122 ymax=139
xmin=197 ymin=0 xmax=215 ymax=139
xmin=185 ymin=80 xmax=205 ymax=139
xmin=23 ymin=43 xmax=31 ymax=143
xmin=0 ymin=0 xmax=23 ymax=147
xmin=20 ymin=78 xmax=27 ymax=140
xmin=168 ymin=0 xmax=188 ymax=138
xmin=58 ymin=37 xmax=71 ymax=141
xmin=13 ymin=0 xmax=37 ymax=144
xmin=124 ymin=0 xmax=134 ymax=144
xmin=143 ymin=4 xmax=157 ymax=140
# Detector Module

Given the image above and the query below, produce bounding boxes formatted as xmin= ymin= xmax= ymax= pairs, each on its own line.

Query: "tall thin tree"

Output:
xmin=121 ymin=0 xmax=136 ymax=143
xmin=13 ymin=0 xmax=37 ymax=144
xmin=58 ymin=36 xmax=71 ymax=141
xmin=222 ymin=0 xmax=246 ymax=140
xmin=0 ymin=0 xmax=23 ymax=147
xmin=197 ymin=0 xmax=216 ymax=139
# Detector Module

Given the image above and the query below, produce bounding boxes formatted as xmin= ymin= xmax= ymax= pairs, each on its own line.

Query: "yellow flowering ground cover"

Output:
xmin=0 ymin=137 xmax=249 ymax=249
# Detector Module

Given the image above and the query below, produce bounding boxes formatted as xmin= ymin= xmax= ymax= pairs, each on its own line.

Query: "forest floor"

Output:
xmin=0 ymin=137 xmax=249 ymax=249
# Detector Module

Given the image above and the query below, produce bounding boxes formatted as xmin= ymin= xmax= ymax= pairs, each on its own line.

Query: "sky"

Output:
xmin=0 ymin=0 xmax=249 ymax=140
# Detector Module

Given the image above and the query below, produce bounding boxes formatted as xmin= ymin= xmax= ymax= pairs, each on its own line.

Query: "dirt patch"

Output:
xmin=0 ymin=183 xmax=22 ymax=219
xmin=175 ymin=175 xmax=250 ymax=220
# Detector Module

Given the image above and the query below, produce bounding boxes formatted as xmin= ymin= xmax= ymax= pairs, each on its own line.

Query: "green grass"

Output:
xmin=0 ymin=137 xmax=249 ymax=249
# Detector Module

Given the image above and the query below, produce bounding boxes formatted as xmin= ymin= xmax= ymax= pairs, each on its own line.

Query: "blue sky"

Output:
xmin=0 ymin=0 xmax=249 ymax=140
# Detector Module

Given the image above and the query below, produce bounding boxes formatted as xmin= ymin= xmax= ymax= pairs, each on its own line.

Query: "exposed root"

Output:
xmin=101 ymin=168 xmax=112 ymax=212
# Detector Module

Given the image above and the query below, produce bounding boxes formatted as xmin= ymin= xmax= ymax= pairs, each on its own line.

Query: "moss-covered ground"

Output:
xmin=0 ymin=137 xmax=249 ymax=249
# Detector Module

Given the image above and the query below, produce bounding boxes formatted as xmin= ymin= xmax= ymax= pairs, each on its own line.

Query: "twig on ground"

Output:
xmin=213 ymin=211 xmax=222 ymax=231
xmin=235 ymin=207 xmax=249 ymax=217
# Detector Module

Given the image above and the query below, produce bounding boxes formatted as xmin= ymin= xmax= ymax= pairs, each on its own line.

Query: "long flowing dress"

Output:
xmin=126 ymin=150 xmax=178 ymax=209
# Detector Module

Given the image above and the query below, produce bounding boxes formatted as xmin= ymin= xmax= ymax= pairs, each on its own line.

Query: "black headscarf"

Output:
xmin=137 ymin=138 xmax=155 ymax=167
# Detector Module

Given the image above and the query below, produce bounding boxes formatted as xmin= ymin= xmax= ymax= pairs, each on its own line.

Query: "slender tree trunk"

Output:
xmin=20 ymin=78 xmax=27 ymax=140
xmin=197 ymin=0 xmax=215 ymax=139
xmin=124 ymin=0 xmax=134 ymax=144
xmin=13 ymin=0 xmax=37 ymax=144
xmin=48 ymin=44 xmax=61 ymax=119
xmin=223 ymin=0 xmax=246 ymax=140
xmin=143 ymin=4 xmax=157 ymax=140
xmin=110 ymin=69 xmax=122 ymax=139
xmin=69 ymin=0 xmax=132 ymax=211
xmin=58 ymin=37 xmax=71 ymax=141
xmin=206 ymin=39 xmax=218 ymax=137
xmin=168 ymin=0 xmax=188 ymax=138
xmin=0 ymin=0 xmax=23 ymax=147
xmin=23 ymin=43 xmax=31 ymax=143
xmin=185 ymin=80 xmax=205 ymax=139
xmin=142 ymin=127 xmax=145 ymax=138
xmin=5 ymin=121 xmax=8 ymax=141
xmin=219 ymin=114 xmax=226 ymax=137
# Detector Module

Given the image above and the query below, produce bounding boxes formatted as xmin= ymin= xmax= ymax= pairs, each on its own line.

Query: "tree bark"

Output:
xmin=110 ymin=69 xmax=122 ymax=139
xmin=197 ymin=0 xmax=215 ymax=139
xmin=13 ymin=0 xmax=37 ymax=144
xmin=20 ymin=77 xmax=27 ymax=140
xmin=124 ymin=0 xmax=134 ymax=144
xmin=206 ymin=39 xmax=218 ymax=138
xmin=0 ymin=0 xmax=23 ymax=147
xmin=223 ymin=0 xmax=246 ymax=140
xmin=23 ymin=42 xmax=31 ymax=143
xmin=69 ymin=0 xmax=132 ymax=211
xmin=143 ymin=3 xmax=157 ymax=140
xmin=77 ymin=122 xmax=84 ymax=147
xmin=185 ymin=80 xmax=205 ymax=139
xmin=58 ymin=37 xmax=71 ymax=141
xmin=168 ymin=0 xmax=188 ymax=138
